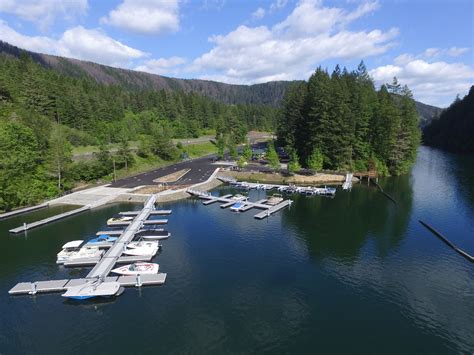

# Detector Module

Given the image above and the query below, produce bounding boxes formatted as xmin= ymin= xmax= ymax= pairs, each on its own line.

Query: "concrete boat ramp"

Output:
xmin=9 ymin=195 xmax=169 ymax=298
xmin=187 ymin=189 xmax=293 ymax=219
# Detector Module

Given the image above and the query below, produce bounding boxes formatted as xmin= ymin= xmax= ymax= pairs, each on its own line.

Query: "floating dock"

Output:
xmin=9 ymin=274 xmax=167 ymax=295
xmin=0 ymin=203 xmax=49 ymax=220
xmin=187 ymin=189 xmax=292 ymax=219
xmin=9 ymin=206 xmax=90 ymax=234
xmin=119 ymin=210 xmax=172 ymax=216
xmin=9 ymin=195 xmax=169 ymax=297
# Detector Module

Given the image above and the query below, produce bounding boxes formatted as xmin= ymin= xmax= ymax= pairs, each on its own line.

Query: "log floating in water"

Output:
xmin=419 ymin=219 xmax=474 ymax=263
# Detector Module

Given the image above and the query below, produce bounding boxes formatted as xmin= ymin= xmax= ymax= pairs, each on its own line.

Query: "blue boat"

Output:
xmin=86 ymin=235 xmax=118 ymax=245
xmin=230 ymin=201 xmax=245 ymax=212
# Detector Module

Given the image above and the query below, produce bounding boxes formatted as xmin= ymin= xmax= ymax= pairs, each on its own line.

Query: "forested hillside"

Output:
xmin=0 ymin=41 xmax=441 ymax=119
xmin=423 ymin=86 xmax=474 ymax=153
xmin=0 ymin=41 xmax=292 ymax=106
xmin=277 ymin=63 xmax=421 ymax=176
xmin=0 ymin=51 xmax=277 ymax=211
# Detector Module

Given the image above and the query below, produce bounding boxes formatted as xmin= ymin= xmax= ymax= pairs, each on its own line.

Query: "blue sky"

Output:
xmin=0 ymin=0 xmax=472 ymax=107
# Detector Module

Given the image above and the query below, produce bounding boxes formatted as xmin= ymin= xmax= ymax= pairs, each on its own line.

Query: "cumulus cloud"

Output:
xmin=188 ymin=0 xmax=394 ymax=84
xmin=100 ymin=0 xmax=180 ymax=35
xmin=251 ymin=7 xmax=266 ymax=20
xmin=370 ymin=59 xmax=474 ymax=107
xmin=0 ymin=0 xmax=88 ymax=31
xmin=270 ymin=0 xmax=288 ymax=12
xmin=135 ymin=56 xmax=186 ymax=75
xmin=0 ymin=21 xmax=146 ymax=67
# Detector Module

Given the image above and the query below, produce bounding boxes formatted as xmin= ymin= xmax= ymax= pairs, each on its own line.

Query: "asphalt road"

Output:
xmin=109 ymin=154 xmax=226 ymax=188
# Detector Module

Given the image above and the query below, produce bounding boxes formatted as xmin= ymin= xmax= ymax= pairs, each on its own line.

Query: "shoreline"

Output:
xmin=218 ymin=170 xmax=359 ymax=186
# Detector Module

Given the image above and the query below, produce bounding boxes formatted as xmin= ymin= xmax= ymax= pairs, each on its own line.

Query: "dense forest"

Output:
xmin=423 ymin=86 xmax=474 ymax=153
xmin=277 ymin=62 xmax=421 ymax=176
xmin=0 ymin=52 xmax=277 ymax=211
xmin=0 ymin=41 xmax=293 ymax=106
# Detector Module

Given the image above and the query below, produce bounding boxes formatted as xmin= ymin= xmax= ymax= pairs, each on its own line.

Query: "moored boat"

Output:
xmin=62 ymin=280 xmax=123 ymax=300
xmin=86 ymin=234 xmax=118 ymax=245
xmin=56 ymin=240 xmax=84 ymax=264
xmin=135 ymin=229 xmax=170 ymax=240
xmin=111 ymin=262 xmax=159 ymax=276
xmin=266 ymin=193 xmax=284 ymax=206
xmin=230 ymin=201 xmax=245 ymax=212
xmin=123 ymin=241 xmax=159 ymax=256
xmin=107 ymin=216 xmax=134 ymax=224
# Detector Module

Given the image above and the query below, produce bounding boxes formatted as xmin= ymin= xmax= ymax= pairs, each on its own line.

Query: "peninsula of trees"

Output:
xmin=277 ymin=63 xmax=421 ymax=176
xmin=423 ymin=86 xmax=474 ymax=154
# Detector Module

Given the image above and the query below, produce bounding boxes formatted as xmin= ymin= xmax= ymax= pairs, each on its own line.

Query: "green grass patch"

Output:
xmin=183 ymin=141 xmax=216 ymax=159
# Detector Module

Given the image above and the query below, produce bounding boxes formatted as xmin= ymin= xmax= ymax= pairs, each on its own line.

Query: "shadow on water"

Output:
xmin=282 ymin=174 xmax=414 ymax=261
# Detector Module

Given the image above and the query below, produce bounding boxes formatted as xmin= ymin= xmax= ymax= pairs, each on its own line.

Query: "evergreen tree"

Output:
xmin=307 ymin=148 xmax=324 ymax=172
xmin=266 ymin=142 xmax=280 ymax=172
xmin=48 ymin=125 xmax=72 ymax=191
xmin=287 ymin=150 xmax=301 ymax=174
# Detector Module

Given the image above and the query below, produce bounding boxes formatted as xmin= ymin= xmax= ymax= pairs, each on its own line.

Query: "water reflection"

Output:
xmin=282 ymin=174 xmax=414 ymax=261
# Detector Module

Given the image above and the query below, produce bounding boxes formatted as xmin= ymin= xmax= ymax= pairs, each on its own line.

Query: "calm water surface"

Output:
xmin=0 ymin=146 xmax=473 ymax=354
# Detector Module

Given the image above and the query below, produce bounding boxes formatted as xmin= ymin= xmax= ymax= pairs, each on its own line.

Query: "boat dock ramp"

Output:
xmin=187 ymin=189 xmax=293 ymax=219
xmin=9 ymin=196 xmax=169 ymax=298
xmin=342 ymin=173 xmax=353 ymax=190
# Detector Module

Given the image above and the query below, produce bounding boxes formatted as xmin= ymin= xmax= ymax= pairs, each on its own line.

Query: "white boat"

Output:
xmin=58 ymin=246 xmax=105 ymax=264
xmin=56 ymin=240 xmax=84 ymax=264
xmin=231 ymin=194 xmax=247 ymax=201
xmin=123 ymin=241 xmax=159 ymax=256
xmin=135 ymin=229 xmax=170 ymax=240
xmin=111 ymin=262 xmax=159 ymax=276
xmin=62 ymin=280 xmax=123 ymax=300
xmin=107 ymin=216 xmax=133 ymax=223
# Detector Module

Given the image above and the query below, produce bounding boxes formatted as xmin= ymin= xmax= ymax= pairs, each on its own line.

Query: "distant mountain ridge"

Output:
xmin=0 ymin=41 xmax=292 ymax=106
xmin=0 ymin=40 xmax=442 ymax=121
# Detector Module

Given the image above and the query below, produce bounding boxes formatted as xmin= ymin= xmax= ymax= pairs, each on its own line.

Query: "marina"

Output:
xmin=8 ymin=195 xmax=170 ymax=298
xmin=216 ymin=176 xmax=338 ymax=197
xmin=187 ymin=188 xmax=293 ymax=219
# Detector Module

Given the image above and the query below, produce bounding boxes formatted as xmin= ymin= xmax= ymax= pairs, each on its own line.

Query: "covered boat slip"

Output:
xmin=9 ymin=195 xmax=170 ymax=297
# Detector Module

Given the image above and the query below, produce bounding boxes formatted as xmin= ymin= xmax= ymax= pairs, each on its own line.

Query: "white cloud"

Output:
xmin=251 ymin=7 xmax=266 ymax=20
xmin=270 ymin=0 xmax=288 ymax=12
xmin=446 ymin=46 xmax=469 ymax=57
xmin=0 ymin=20 xmax=57 ymax=53
xmin=135 ymin=56 xmax=186 ymax=75
xmin=0 ymin=21 xmax=147 ymax=67
xmin=370 ymin=59 xmax=474 ymax=107
xmin=0 ymin=0 xmax=88 ymax=31
xmin=189 ymin=0 xmax=394 ymax=84
xmin=100 ymin=0 xmax=180 ymax=35
xmin=59 ymin=27 xmax=147 ymax=66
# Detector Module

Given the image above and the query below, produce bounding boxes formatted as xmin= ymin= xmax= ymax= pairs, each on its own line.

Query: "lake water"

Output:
xmin=0 ymin=146 xmax=473 ymax=354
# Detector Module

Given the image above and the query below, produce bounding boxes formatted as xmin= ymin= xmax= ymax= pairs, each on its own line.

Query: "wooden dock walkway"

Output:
xmin=0 ymin=203 xmax=49 ymax=220
xmin=187 ymin=189 xmax=292 ymax=219
xmin=8 ymin=274 xmax=167 ymax=295
xmin=254 ymin=200 xmax=293 ymax=219
xmin=87 ymin=196 xmax=156 ymax=279
xmin=9 ymin=195 xmax=169 ymax=297
xmin=9 ymin=206 xmax=90 ymax=234
xmin=119 ymin=210 xmax=172 ymax=216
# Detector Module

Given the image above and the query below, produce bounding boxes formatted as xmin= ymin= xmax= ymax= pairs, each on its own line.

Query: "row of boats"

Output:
xmin=232 ymin=181 xmax=336 ymax=196
xmin=56 ymin=225 xmax=170 ymax=276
